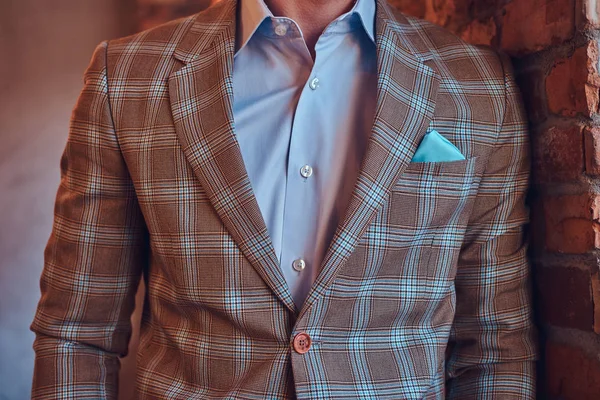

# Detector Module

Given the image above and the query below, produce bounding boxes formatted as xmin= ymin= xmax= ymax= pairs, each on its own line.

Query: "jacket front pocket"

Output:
xmin=389 ymin=156 xmax=483 ymax=230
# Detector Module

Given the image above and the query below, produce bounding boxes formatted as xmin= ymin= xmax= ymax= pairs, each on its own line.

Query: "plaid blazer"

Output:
xmin=31 ymin=0 xmax=538 ymax=398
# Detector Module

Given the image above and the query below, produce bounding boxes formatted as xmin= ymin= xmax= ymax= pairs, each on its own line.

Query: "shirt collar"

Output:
xmin=236 ymin=0 xmax=376 ymax=54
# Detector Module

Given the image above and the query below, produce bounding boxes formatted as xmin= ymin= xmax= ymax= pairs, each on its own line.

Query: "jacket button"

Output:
xmin=292 ymin=332 xmax=311 ymax=354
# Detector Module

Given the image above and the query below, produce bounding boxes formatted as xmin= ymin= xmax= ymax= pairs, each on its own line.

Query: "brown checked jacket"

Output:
xmin=31 ymin=0 xmax=537 ymax=398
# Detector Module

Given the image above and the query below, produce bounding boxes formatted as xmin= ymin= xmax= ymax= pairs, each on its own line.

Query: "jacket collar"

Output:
xmin=236 ymin=0 xmax=376 ymax=54
xmin=173 ymin=0 xmax=437 ymax=65
xmin=168 ymin=0 xmax=440 ymax=316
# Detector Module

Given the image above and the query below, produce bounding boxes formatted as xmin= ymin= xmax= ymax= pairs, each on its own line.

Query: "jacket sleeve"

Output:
xmin=30 ymin=40 xmax=148 ymax=399
xmin=444 ymin=51 xmax=538 ymax=399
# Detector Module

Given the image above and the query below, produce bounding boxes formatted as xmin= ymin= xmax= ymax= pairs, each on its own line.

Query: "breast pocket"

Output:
xmin=388 ymin=156 xmax=483 ymax=230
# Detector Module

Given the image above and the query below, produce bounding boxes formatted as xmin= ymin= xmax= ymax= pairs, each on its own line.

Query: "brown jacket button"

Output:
xmin=292 ymin=332 xmax=311 ymax=354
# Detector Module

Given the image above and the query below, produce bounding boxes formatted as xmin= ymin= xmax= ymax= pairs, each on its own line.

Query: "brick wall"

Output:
xmin=136 ymin=0 xmax=600 ymax=398
xmin=391 ymin=1 xmax=600 ymax=398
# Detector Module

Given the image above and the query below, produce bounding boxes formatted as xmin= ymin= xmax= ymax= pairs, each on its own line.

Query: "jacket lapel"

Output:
xmin=298 ymin=0 xmax=441 ymax=317
xmin=167 ymin=0 xmax=297 ymax=313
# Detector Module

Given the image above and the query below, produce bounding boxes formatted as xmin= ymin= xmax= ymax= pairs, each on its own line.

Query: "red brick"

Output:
xmin=584 ymin=127 xmax=600 ymax=175
xmin=546 ymin=42 xmax=600 ymax=117
xmin=545 ymin=342 xmax=600 ymax=399
xmin=391 ymin=0 xmax=480 ymax=34
xmin=593 ymin=271 xmax=600 ymax=334
xmin=535 ymin=266 xmax=594 ymax=330
xmin=388 ymin=0 xmax=427 ymax=19
xmin=500 ymin=0 xmax=575 ymax=55
xmin=543 ymin=194 xmax=600 ymax=253
xmin=532 ymin=124 xmax=584 ymax=183
xmin=421 ymin=0 xmax=458 ymax=31
xmin=578 ymin=0 xmax=600 ymax=28
xmin=460 ymin=17 xmax=497 ymax=46
xmin=390 ymin=0 xmax=515 ymax=39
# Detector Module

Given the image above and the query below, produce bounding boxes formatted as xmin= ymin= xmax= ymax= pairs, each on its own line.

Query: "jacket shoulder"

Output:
xmin=397 ymin=12 xmax=505 ymax=81
xmin=106 ymin=14 xmax=197 ymax=63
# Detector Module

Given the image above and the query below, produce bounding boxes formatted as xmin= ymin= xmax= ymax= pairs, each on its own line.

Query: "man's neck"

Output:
xmin=264 ymin=0 xmax=357 ymax=57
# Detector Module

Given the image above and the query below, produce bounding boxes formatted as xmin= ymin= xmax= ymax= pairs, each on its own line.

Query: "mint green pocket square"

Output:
xmin=411 ymin=130 xmax=466 ymax=162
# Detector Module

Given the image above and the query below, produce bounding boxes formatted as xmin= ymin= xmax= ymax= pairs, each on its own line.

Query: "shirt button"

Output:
xmin=300 ymin=165 xmax=313 ymax=178
xmin=309 ymin=77 xmax=320 ymax=90
xmin=292 ymin=332 xmax=312 ymax=354
xmin=274 ymin=24 xmax=288 ymax=36
xmin=292 ymin=258 xmax=306 ymax=272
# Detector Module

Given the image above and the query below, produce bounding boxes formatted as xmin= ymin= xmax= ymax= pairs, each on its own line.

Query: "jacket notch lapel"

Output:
xmin=298 ymin=0 xmax=441 ymax=317
xmin=168 ymin=0 xmax=297 ymax=313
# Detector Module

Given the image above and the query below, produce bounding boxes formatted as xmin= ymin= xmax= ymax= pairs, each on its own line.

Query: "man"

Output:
xmin=30 ymin=0 xmax=538 ymax=398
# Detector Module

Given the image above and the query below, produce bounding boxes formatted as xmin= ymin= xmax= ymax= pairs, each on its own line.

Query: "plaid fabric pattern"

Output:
xmin=30 ymin=0 xmax=537 ymax=398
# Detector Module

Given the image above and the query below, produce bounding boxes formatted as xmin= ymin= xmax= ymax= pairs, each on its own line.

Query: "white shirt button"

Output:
xmin=274 ymin=24 xmax=288 ymax=36
xmin=300 ymin=165 xmax=313 ymax=178
xmin=292 ymin=258 xmax=306 ymax=272
xmin=309 ymin=77 xmax=320 ymax=90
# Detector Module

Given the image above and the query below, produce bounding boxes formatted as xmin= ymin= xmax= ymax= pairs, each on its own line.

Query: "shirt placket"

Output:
xmin=276 ymin=20 xmax=341 ymax=307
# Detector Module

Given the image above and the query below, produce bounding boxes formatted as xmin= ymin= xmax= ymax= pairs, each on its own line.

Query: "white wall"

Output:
xmin=0 ymin=1 xmax=138 ymax=398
